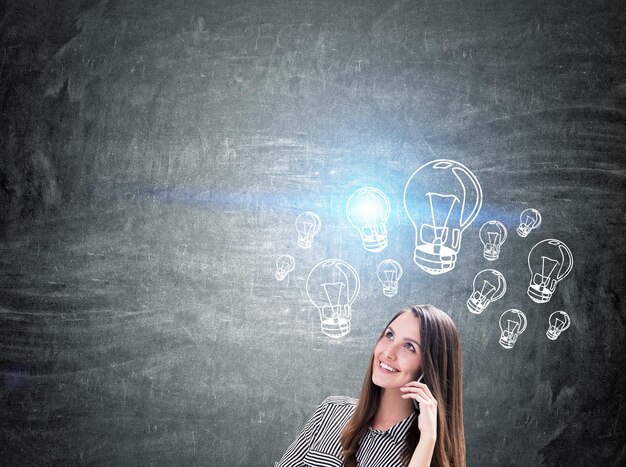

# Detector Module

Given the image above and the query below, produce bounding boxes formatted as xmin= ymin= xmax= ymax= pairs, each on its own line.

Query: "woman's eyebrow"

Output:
xmin=388 ymin=326 xmax=421 ymax=347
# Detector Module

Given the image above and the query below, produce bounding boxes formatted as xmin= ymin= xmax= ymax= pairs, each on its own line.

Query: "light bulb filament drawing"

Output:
xmin=404 ymin=159 xmax=482 ymax=275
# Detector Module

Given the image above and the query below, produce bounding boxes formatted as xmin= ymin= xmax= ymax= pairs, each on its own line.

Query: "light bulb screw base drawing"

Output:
xmin=297 ymin=237 xmax=313 ymax=249
xmin=382 ymin=286 xmax=397 ymax=297
xmin=483 ymin=248 xmax=499 ymax=261
xmin=364 ymin=235 xmax=388 ymax=253
xmin=527 ymin=284 xmax=552 ymax=303
xmin=275 ymin=271 xmax=287 ymax=281
xmin=414 ymin=247 xmax=456 ymax=275
xmin=517 ymin=226 xmax=530 ymax=237
xmin=321 ymin=314 xmax=351 ymax=339
xmin=466 ymin=297 xmax=486 ymax=314
xmin=546 ymin=328 xmax=561 ymax=340
xmin=499 ymin=334 xmax=517 ymax=349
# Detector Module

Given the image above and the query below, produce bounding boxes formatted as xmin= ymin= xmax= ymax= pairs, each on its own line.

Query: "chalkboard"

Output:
xmin=1 ymin=0 xmax=624 ymax=466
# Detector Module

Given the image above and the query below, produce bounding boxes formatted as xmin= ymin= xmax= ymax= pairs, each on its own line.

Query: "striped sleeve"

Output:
xmin=274 ymin=399 xmax=330 ymax=467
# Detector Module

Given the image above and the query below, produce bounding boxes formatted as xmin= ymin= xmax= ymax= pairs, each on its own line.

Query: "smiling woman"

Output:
xmin=275 ymin=305 xmax=465 ymax=467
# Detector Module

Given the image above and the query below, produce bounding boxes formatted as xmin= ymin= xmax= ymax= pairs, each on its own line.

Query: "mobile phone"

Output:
xmin=413 ymin=373 xmax=424 ymax=410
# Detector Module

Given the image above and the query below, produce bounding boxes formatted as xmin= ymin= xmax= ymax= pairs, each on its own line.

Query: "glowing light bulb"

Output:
xmin=403 ymin=159 xmax=482 ymax=274
xmin=306 ymin=259 xmax=360 ymax=338
xmin=274 ymin=254 xmax=295 ymax=281
xmin=546 ymin=311 xmax=571 ymax=340
xmin=517 ymin=208 xmax=541 ymax=237
xmin=527 ymin=238 xmax=573 ymax=303
xmin=498 ymin=309 xmax=527 ymax=349
xmin=345 ymin=187 xmax=390 ymax=252
xmin=466 ymin=269 xmax=506 ymax=314
xmin=479 ymin=221 xmax=507 ymax=261
xmin=295 ymin=211 xmax=321 ymax=249
xmin=376 ymin=259 xmax=403 ymax=297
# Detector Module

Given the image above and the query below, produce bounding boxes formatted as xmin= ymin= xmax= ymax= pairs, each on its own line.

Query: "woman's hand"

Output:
xmin=400 ymin=380 xmax=438 ymax=441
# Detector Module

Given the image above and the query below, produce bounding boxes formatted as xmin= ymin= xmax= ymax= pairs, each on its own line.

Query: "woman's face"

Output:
xmin=371 ymin=312 xmax=423 ymax=389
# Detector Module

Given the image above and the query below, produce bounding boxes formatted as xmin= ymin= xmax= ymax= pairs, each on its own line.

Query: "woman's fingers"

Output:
xmin=403 ymin=380 xmax=435 ymax=398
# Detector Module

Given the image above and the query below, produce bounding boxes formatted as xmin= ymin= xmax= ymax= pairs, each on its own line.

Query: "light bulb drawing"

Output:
xmin=479 ymin=221 xmax=507 ymax=261
xmin=345 ymin=187 xmax=391 ymax=253
xmin=403 ymin=159 xmax=482 ymax=275
xmin=376 ymin=259 xmax=403 ymax=297
xmin=295 ymin=211 xmax=321 ymax=249
xmin=527 ymin=238 xmax=573 ymax=303
xmin=466 ymin=269 xmax=507 ymax=314
xmin=274 ymin=254 xmax=295 ymax=281
xmin=547 ymin=311 xmax=571 ymax=340
xmin=517 ymin=208 xmax=542 ymax=237
xmin=306 ymin=259 xmax=360 ymax=339
xmin=499 ymin=309 xmax=527 ymax=349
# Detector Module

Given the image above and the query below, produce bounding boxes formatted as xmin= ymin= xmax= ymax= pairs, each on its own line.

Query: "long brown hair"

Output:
xmin=340 ymin=305 xmax=465 ymax=467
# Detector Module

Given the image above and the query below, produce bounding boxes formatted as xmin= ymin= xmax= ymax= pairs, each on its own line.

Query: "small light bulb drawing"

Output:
xmin=403 ymin=159 xmax=482 ymax=275
xmin=527 ymin=238 xmax=573 ymax=303
xmin=517 ymin=208 xmax=542 ymax=237
xmin=306 ymin=259 xmax=360 ymax=339
xmin=466 ymin=269 xmax=507 ymax=314
xmin=274 ymin=254 xmax=295 ymax=281
xmin=345 ymin=187 xmax=391 ymax=253
xmin=479 ymin=221 xmax=507 ymax=261
xmin=376 ymin=259 xmax=403 ymax=297
xmin=547 ymin=311 xmax=571 ymax=340
xmin=499 ymin=309 xmax=527 ymax=349
xmin=295 ymin=211 xmax=321 ymax=249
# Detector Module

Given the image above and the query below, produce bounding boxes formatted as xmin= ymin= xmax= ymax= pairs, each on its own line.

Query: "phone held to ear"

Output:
xmin=413 ymin=374 xmax=424 ymax=410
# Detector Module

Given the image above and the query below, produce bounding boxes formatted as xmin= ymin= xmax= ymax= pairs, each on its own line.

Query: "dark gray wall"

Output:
xmin=1 ymin=0 xmax=624 ymax=465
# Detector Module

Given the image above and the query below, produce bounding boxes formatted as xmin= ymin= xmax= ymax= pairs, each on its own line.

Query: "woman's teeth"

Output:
xmin=380 ymin=362 xmax=398 ymax=372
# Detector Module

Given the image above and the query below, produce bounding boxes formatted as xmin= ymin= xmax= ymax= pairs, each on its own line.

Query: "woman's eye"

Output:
xmin=385 ymin=330 xmax=393 ymax=339
xmin=404 ymin=343 xmax=416 ymax=352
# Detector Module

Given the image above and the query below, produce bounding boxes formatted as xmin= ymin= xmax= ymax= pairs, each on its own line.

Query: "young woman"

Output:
xmin=275 ymin=304 xmax=465 ymax=467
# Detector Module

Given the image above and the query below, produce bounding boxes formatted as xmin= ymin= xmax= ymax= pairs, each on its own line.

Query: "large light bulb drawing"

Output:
xmin=403 ymin=159 xmax=482 ymax=275
xmin=345 ymin=187 xmax=390 ymax=252
xmin=466 ymin=269 xmax=507 ymax=314
xmin=527 ymin=238 xmax=573 ymax=303
xmin=306 ymin=259 xmax=360 ymax=338
xmin=479 ymin=221 xmax=507 ymax=261
xmin=274 ymin=254 xmax=295 ymax=281
xmin=546 ymin=311 xmax=571 ymax=340
xmin=295 ymin=211 xmax=321 ymax=249
xmin=499 ymin=309 xmax=527 ymax=349
xmin=376 ymin=259 xmax=403 ymax=297
xmin=517 ymin=208 xmax=542 ymax=237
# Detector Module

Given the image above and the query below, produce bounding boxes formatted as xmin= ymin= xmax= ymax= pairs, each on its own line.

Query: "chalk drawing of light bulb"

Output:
xmin=403 ymin=160 xmax=482 ymax=275
xmin=376 ymin=259 xmax=403 ymax=297
xmin=345 ymin=187 xmax=391 ymax=253
xmin=306 ymin=259 xmax=360 ymax=339
xmin=517 ymin=208 xmax=542 ymax=237
xmin=274 ymin=254 xmax=295 ymax=281
xmin=295 ymin=211 xmax=321 ymax=249
xmin=527 ymin=238 xmax=573 ymax=303
xmin=479 ymin=221 xmax=507 ymax=261
xmin=499 ymin=309 xmax=527 ymax=349
xmin=466 ymin=269 xmax=507 ymax=314
xmin=546 ymin=311 xmax=571 ymax=340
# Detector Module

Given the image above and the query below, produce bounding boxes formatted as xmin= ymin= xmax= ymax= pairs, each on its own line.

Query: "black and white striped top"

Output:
xmin=275 ymin=396 xmax=416 ymax=467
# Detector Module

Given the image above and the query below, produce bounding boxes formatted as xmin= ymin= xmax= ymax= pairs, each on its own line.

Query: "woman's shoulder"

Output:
xmin=319 ymin=395 xmax=358 ymax=408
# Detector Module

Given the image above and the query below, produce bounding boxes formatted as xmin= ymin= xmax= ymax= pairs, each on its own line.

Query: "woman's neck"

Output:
xmin=371 ymin=388 xmax=414 ymax=431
